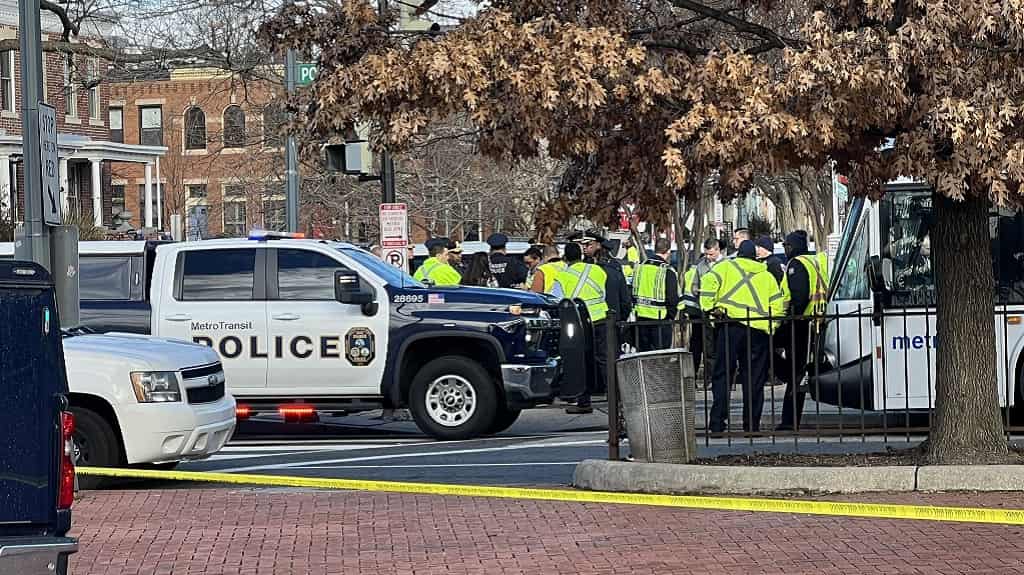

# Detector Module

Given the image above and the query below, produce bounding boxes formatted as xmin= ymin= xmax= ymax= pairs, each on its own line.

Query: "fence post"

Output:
xmin=606 ymin=310 xmax=620 ymax=460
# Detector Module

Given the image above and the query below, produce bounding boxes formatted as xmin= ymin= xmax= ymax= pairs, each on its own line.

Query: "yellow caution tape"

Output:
xmin=78 ymin=466 xmax=1024 ymax=525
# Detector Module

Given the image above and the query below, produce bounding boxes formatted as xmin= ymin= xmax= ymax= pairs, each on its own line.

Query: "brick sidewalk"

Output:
xmin=72 ymin=488 xmax=1024 ymax=574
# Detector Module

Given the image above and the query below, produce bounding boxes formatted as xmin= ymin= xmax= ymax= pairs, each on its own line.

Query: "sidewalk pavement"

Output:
xmin=72 ymin=488 xmax=1024 ymax=574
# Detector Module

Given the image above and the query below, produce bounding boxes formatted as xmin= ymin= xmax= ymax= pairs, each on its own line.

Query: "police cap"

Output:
xmin=425 ymin=237 xmax=448 ymax=251
xmin=486 ymin=233 xmax=508 ymax=249
xmin=581 ymin=229 xmax=606 ymax=244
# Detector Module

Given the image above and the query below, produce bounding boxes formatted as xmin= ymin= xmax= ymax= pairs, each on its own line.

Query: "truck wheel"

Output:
xmin=71 ymin=407 xmax=121 ymax=490
xmin=487 ymin=407 xmax=522 ymax=435
xmin=409 ymin=356 xmax=499 ymax=440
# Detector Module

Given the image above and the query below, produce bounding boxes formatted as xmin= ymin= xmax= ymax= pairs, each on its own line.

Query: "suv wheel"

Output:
xmin=487 ymin=406 xmax=522 ymax=435
xmin=71 ymin=407 xmax=121 ymax=489
xmin=410 ymin=356 xmax=498 ymax=440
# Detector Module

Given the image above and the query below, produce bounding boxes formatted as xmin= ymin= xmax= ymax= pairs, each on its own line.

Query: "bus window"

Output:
xmin=995 ymin=211 xmax=1024 ymax=304
xmin=833 ymin=212 xmax=870 ymax=300
xmin=882 ymin=193 xmax=935 ymax=307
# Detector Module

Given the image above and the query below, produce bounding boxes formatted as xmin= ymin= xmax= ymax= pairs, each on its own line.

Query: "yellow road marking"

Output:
xmin=78 ymin=466 xmax=1024 ymax=525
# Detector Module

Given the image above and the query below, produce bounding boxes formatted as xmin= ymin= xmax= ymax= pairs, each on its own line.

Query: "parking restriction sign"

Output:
xmin=379 ymin=203 xmax=408 ymax=270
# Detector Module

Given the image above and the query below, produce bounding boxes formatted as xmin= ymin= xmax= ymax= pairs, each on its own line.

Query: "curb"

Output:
xmin=573 ymin=460 xmax=1024 ymax=495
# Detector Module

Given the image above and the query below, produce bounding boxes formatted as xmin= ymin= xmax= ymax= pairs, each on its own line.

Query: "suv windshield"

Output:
xmin=340 ymin=246 xmax=424 ymax=288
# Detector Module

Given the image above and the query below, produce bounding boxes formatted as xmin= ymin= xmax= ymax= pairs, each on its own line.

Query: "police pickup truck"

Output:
xmin=20 ymin=234 xmax=561 ymax=440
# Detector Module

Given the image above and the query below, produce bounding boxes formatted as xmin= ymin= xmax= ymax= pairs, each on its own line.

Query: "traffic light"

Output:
xmin=324 ymin=123 xmax=375 ymax=177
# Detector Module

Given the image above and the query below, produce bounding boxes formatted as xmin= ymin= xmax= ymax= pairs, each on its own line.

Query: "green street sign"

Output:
xmin=297 ymin=63 xmax=318 ymax=86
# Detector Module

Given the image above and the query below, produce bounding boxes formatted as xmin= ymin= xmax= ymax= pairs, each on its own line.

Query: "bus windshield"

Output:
xmin=831 ymin=198 xmax=870 ymax=300
xmin=881 ymin=190 xmax=935 ymax=307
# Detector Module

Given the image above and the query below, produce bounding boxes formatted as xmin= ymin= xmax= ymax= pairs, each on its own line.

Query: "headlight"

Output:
xmin=130 ymin=371 xmax=182 ymax=403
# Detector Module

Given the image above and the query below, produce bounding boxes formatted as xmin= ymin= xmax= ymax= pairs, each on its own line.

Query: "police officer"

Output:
xmin=700 ymin=240 xmax=784 ymax=433
xmin=755 ymin=235 xmax=784 ymax=283
xmin=622 ymin=237 xmax=641 ymax=284
xmin=447 ymin=240 xmax=464 ymax=274
xmin=581 ymin=229 xmax=632 ymax=322
xmin=487 ymin=233 xmax=529 ymax=288
xmin=552 ymin=241 xmax=609 ymax=414
xmin=531 ymin=245 xmax=565 ymax=294
xmin=633 ymin=238 xmax=679 ymax=351
xmin=777 ymin=230 xmax=829 ymax=431
xmin=413 ymin=238 xmax=462 ymax=286
xmin=682 ymin=238 xmax=724 ymax=375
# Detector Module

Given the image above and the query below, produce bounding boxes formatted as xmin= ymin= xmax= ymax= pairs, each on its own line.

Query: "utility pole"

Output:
xmin=16 ymin=0 xmax=48 ymax=268
xmin=379 ymin=0 xmax=397 ymax=205
xmin=285 ymin=48 xmax=300 ymax=233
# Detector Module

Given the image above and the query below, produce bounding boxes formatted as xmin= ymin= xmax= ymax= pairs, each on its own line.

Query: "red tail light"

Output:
xmin=58 ymin=411 xmax=75 ymax=509
xmin=236 ymin=405 xmax=252 ymax=419
xmin=278 ymin=405 xmax=315 ymax=417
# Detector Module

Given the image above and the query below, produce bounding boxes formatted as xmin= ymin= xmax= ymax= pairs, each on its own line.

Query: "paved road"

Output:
xmin=72 ymin=488 xmax=1024 ymax=574
xmin=165 ymin=390 xmax=926 ymax=488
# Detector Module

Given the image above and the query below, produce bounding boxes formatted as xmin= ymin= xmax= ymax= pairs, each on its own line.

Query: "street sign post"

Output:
xmin=297 ymin=63 xmax=317 ymax=86
xmin=379 ymin=203 xmax=408 ymax=270
xmin=38 ymin=102 xmax=60 ymax=226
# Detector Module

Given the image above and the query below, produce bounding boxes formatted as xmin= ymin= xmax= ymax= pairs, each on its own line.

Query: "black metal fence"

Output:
xmin=601 ymin=307 xmax=1024 ymax=459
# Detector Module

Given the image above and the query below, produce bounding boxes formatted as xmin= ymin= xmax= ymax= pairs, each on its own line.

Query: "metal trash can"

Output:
xmin=615 ymin=348 xmax=696 ymax=463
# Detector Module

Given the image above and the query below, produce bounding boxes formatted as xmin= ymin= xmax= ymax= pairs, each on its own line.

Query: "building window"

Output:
xmin=223 ymin=105 xmax=246 ymax=148
xmin=140 ymin=106 xmax=162 ymax=146
xmin=110 ymin=185 xmax=125 ymax=217
xmin=64 ymin=54 xmax=77 ymax=117
xmin=223 ymin=202 xmax=247 ymax=237
xmin=263 ymin=199 xmax=286 ymax=232
xmin=262 ymin=104 xmax=286 ymax=148
xmin=184 ymin=107 xmax=206 ymax=150
xmin=186 ymin=183 xmax=208 ymax=200
xmin=0 ymin=51 xmax=13 ymax=113
xmin=109 ymin=108 xmax=123 ymax=142
xmin=88 ymin=59 xmax=100 ymax=120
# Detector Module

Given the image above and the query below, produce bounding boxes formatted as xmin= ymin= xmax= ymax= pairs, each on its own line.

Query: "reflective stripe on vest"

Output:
xmin=414 ymin=258 xmax=440 ymax=281
xmin=559 ymin=263 xmax=609 ymax=322
xmin=712 ymin=261 xmax=780 ymax=332
xmin=538 ymin=261 xmax=566 ymax=293
xmin=789 ymin=254 xmax=829 ymax=315
xmin=633 ymin=262 xmax=669 ymax=319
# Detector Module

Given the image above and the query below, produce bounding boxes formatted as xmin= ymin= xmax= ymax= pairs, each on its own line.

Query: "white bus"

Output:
xmin=813 ymin=181 xmax=1021 ymax=418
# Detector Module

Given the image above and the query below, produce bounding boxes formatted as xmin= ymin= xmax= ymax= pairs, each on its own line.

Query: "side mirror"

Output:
xmin=868 ymin=256 xmax=893 ymax=293
xmin=334 ymin=269 xmax=378 ymax=315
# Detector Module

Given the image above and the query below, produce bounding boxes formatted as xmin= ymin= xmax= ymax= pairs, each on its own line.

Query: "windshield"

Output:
xmin=881 ymin=191 xmax=935 ymax=307
xmin=832 ymin=198 xmax=870 ymax=300
xmin=340 ymin=246 xmax=424 ymax=288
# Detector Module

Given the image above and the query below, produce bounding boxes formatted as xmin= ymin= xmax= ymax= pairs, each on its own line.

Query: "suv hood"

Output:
xmin=63 ymin=333 xmax=220 ymax=373
xmin=397 ymin=285 xmax=553 ymax=307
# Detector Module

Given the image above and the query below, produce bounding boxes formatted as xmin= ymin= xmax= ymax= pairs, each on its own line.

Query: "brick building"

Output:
xmin=0 ymin=0 xmax=164 ymax=229
xmin=109 ymin=68 xmax=289 ymax=239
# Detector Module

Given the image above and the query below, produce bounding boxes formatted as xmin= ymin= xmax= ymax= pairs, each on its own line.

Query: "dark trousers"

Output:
xmin=578 ymin=320 xmax=608 ymax=407
xmin=710 ymin=323 xmax=770 ymax=432
xmin=637 ymin=323 xmax=673 ymax=352
xmin=690 ymin=317 xmax=717 ymax=382
xmin=777 ymin=320 xmax=812 ymax=429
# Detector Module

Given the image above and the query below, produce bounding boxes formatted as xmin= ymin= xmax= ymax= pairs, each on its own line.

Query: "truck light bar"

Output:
xmin=248 ymin=230 xmax=306 ymax=241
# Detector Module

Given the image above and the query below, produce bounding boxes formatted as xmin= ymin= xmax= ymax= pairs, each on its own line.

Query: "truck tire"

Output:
xmin=487 ymin=406 xmax=522 ymax=435
xmin=409 ymin=356 xmax=499 ymax=440
xmin=71 ymin=407 xmax=121 ymax=490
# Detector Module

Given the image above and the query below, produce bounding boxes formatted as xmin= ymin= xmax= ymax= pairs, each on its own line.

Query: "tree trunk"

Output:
xmin=926 ymin=191 xmax=1008 ymax=464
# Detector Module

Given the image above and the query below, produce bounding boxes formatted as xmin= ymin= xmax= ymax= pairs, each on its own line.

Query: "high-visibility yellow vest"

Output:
xmin=633 ymin=261 xmax=670 ymax=319
xmin=680 ymin=267 xmax=698 ymax=311
xmin=781 ymin=253 xmax=830 ymax=316
xmin=700 ymin=258 xmax=784 ymax=333
xmin=554 ymin=262 xmax=609 ymax=322
xmin=623 ymin=246 xmax=641 ymax=282
xmin=537 ymin=261 xmax=566 ymax=294
xmin=413 ymin=256 xmax=462 ymax=286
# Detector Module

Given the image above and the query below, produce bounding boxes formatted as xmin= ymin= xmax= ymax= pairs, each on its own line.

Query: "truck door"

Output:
xmin=0 ymin=261 xmax=68 ymax=526
xmin=157 ymin=247 xmax=269 ymax=390
xmin=265 ymin=247 xmax=386 ymax=396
